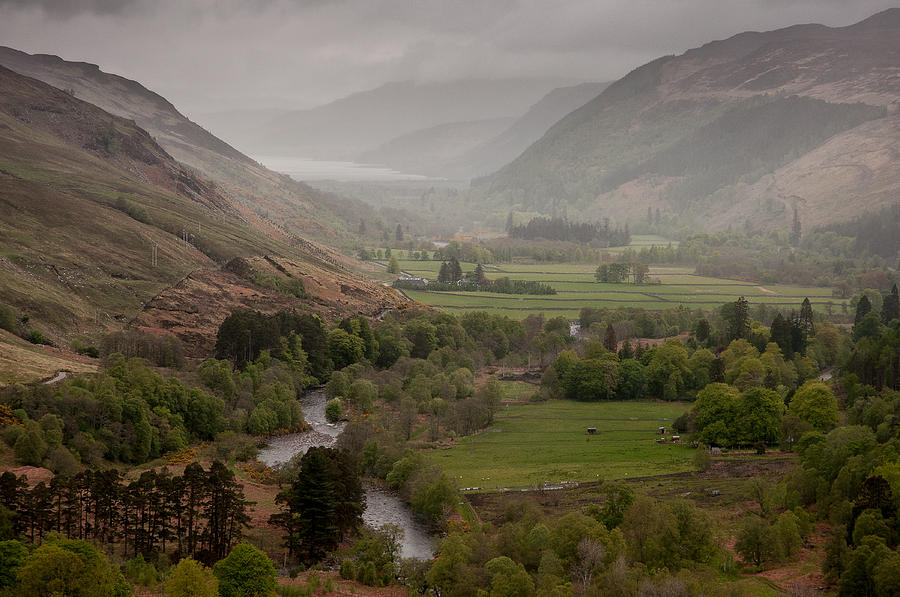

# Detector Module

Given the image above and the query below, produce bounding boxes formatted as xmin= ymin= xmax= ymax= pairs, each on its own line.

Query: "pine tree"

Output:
xmin=603 ymin=324 xmax=617 ymax=352
xmin=710 ymin=358 xmax=725 ymax=383
xmin=326 ymin=450 xmax=365 ymax=537
xmin=395 ymin=224 xmax=403 ymax=242
xmin=695 ymin=319 xmax=710 ymax=345
xmin=355 ymin=317 xmax=379 ymax=362
xmin=474 ymin=263 xmax=486 ymax=284
xmin=449 ymin=257 xmax=463 ymax=282
xmin=358 ymin=220 xmax=366 ymax=235
xmin=725 ymin=297 xmax=751 ymax=341
xmin=273 ymin=449 xmax=365 ymax=564
xmin=182 ymin=462 xmax=206 ymax=558
xmin=789 ymin=316 xmax=808 ymax=357
xmin=289 ymin=448 xmax=338 ymax=562
xmin=799 ymin=297 xmax=815 ymax=335
xmin=770 ymin=313 xmax=793 ymax=358
xmin=854 ymin=295 xmax=872 ymax=328
xmin=438 ymin=262 xmax=450 ymax=284
xmin=203 ymin=462 xmax=250 ymax=561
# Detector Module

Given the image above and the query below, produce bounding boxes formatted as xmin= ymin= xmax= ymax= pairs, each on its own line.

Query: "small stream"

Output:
xmin=257 ymin=390 xmax=435 ymax=560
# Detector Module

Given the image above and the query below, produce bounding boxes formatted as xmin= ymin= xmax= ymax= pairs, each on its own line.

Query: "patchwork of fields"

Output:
xmin=379 ymin=258 xmax=847 ymax=320
xmin=431 ymin=400 xmax=693 ymax=489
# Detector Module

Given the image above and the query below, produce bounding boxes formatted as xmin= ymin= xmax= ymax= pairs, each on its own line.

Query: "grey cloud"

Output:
xmin=0 ymin=0 xmax=143 ymax=17
xmin=0 ymin=0 xmax=896 ymax=114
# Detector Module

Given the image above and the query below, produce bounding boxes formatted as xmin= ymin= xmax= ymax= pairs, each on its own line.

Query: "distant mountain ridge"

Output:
xmin=474 ymin=8 xmax=900 ymax=231
xmin=448 ymin=82 xmax=611 ymax=179
xmin=243 ymin=77 xmax=576 ymax=160
xmin=358 ymin=81 xmax=610 ymax=179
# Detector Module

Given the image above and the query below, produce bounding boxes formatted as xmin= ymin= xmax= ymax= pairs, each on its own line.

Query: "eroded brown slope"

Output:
xmin=132 ymin=256 xmax=406 ymax=357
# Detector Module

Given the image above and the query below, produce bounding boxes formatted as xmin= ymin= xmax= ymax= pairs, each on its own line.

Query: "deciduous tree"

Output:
xmin=214 ymin=543 xmax=276 ymax=597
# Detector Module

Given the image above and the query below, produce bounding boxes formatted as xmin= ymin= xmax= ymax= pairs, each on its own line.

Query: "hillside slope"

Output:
xmin=474 ymin=9 xmax=900 ymax=231
xmin=0 ymin=46 xmax=375 ymax=245
xmin=0 ymin=66 xmax=403 ymax=356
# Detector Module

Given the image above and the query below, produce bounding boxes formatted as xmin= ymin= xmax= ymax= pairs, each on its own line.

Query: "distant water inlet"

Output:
xmin=257 ymin=390 xmax=435 ymax=560
xmin=252 ymin=156 xmax=432 ymax=182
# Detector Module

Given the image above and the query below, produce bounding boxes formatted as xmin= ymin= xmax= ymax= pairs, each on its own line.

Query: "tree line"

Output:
xmin=508 ymin=216 xmax=630 ymax=246
xmin=595 ymin=262 xmax=650 ymax=284
xmin=0 ymin=461 xmax=249 ymax=564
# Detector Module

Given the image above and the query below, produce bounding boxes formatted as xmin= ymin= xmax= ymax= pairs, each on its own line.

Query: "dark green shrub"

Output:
xmin=325 ymin=399 xmax=342 ymax=422
xmin=26 ymin=330 xmax=46 ymax=345
xmin=356 ymin=561 xmax=377 ymax=586
xmin=339 ymin=559 xmax=355 ymax=580
xmin=75 ymin=345 xmax=99 ymax=358
xmin=123 ymin=554 xmax=160 ymax=586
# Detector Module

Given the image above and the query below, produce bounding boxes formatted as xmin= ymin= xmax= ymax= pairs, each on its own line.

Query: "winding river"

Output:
xmin=257 ymin=390 xmax=435 ymax=560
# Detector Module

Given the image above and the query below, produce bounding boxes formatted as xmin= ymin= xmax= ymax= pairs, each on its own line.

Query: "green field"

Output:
xmin=382 ymin=260 xmax=847 ymax=319
xmin=431 ymin=400 xmax=693 ymax=489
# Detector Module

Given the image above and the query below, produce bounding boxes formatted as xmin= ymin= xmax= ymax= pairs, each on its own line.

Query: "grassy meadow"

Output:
xmin=374 ymin=239 xmax=847 ymax=319
xmin=383 ymin=261 xmax=846 ymax=319
xmin=431 ymin=399 xmax=693 ymax=489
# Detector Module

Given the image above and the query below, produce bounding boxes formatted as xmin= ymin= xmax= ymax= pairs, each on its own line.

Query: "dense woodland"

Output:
xmin=1 ymin=275 xmax=900 ymax=595
xmin=507 ymin=216 xmax=630 ymax=247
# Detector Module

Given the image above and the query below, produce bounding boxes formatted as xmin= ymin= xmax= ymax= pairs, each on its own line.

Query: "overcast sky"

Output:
xmin=0 ymin=0 xmax=896 ymax=115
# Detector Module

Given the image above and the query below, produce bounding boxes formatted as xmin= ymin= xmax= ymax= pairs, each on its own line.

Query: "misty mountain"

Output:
xmin=356 ymin=117 xmax=514 ymax=178
xmin=447 ymin=81 xmax=610 ymax=179
xmin=192 ymin=107 xmax=291 ymax=150
xmin=0 ymin=46 xmax=377 ymax=245
xmin=359 ymin=81 xmax=610 ymax=179
xmin=244 ymin=77 xmax=575 ymax=160
xmin=474 ymin=9 xmax=900 ymax=231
